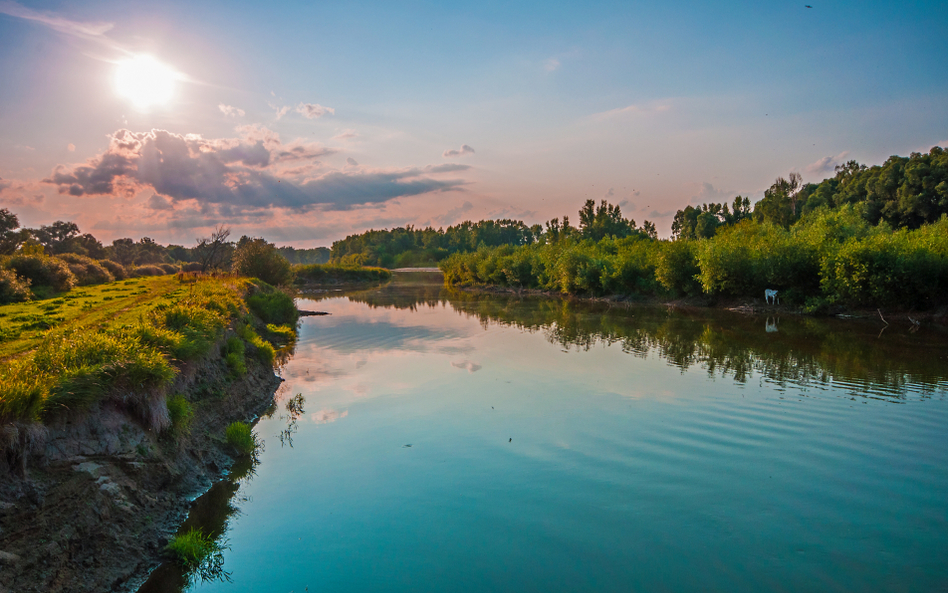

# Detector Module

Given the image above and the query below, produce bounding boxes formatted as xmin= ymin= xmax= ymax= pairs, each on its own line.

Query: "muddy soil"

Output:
xmin=0 ymin=354 xmax=282 ymax=593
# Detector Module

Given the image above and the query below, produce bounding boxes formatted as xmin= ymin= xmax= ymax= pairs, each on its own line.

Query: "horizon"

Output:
xmin=1 ymin=0 xmax=946 ymax=247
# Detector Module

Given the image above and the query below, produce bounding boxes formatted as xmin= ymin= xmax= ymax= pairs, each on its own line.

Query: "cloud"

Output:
xmin=311 ymin=409 xmax=348 ymax=424
xmin=487 ymin=206 xmax=537 ymax=221
xmin=544 ymin=58 xmax=561 ymax=72
xmin=333 ymin=129 xmax=358 ymax=140
xmin=592 ymin=101 xmax=672 ymax=120
xmin=0 ymin=177 xmax=10 ymax=191
xmin=804 ymin=151 xmax=850 ymax=175
xmin=443 ymin=144 xmax=475 ymax=158
xmin=43 ymin=128 xmax=469 ymax=212
xmin=346 ymin=157 xmax=359 ymax=166
xmin=145 ymin=193 xmax=173 ymax=210
xmin=425 ymin=163 xmax=471 ymax=173
xmin=604 ymin=187 xmax=614 ymax=198
xmin=271 ymin=104 xmax=291 ymax=120
xmin=67 ymin=143 xmax=75 ymax=152
xmin=648 ymin=210 xmax=674 ymax=218
xmin=689 ymin=182 xmax=737 ymax=205
xmin=297 ymin=103 xmax=335 ymax=119
xmin=451 ymin=360 xmax=482 ymax=373
xmin=218 ymin=104 xmax=245 ymax=117
xmin=0 ymin=1 xmax=113 ymax=38
xmin=435 ymin=201 xmax=474 ymax=225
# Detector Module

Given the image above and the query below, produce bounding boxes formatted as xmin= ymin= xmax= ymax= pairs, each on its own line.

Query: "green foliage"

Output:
xmin=56 ymin=253 xmax=114 ymax=286
xmin=237 ymin=324 xmax=275 ymax=365
xmin=164 ymin=528 xmax=223 ymax=568
xmin=0 ymin=268 xmax=32 ymax=304
xmin=265 ymin=323 xmax=296 ymax=343
xmin=294 ymin=263 xmax=392 ymax=284
xmin=4 ymin=254 xmax=76 ymax=293
xmin=223 ymin=336 xmax=247 ymax=376
xmin=246 ymin=289 xmax=298 ymax=326
xmin=166 ymin=394 xmax=194 ymax=434
xmin=655 ymin=239 xmax=701 ymax=296
xmin=232 ymin=237 xmax=293 ymax=285
xmin=98 ymin=259 xmax=128 ymax=280
xmin=225 ymin=421 xmax=258 ymax=455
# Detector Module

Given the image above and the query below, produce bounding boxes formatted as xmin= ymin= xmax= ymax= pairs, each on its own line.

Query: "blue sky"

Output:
xmin=1 ymin=0 xmax=946 ymax=245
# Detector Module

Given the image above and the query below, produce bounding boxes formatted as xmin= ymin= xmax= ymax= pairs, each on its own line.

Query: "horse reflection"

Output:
xmin=765 ymin=317 xmax=778 ymax=333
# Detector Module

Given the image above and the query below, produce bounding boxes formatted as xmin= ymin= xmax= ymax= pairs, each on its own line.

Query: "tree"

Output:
xmin=0 ymin=208 xmax=29 ymax=255
xmin=194 ymin=226 xmax=233 ymax=272
xmin=108 ymin=238 xmax=138 ymax=266
xmin=578 ymin=199 xmax=636 ymax=241
xmin=32 ymin=220 xmax=80 ymax=254
xmin=233 ymin=237 xmax=292 ymax=285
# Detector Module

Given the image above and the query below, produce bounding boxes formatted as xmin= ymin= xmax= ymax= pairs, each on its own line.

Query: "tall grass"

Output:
xmin=225 ymin=421 xmax=258 ymax=455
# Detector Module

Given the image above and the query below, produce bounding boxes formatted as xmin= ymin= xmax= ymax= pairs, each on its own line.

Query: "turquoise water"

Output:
xmin=146 ymin=273 xmax=948 ymax=592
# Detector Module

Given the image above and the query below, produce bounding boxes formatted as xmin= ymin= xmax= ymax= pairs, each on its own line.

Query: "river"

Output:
xmin=141 ymin=271 xmax=948 ymax=592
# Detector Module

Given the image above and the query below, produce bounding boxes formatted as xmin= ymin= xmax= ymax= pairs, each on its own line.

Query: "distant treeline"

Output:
xmin=441 ymin=147 xmax=948 ymax=311
xmin=330 ymin=203 xmax=658 ymax=268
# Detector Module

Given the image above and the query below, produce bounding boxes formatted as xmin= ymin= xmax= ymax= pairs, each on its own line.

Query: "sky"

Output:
xmin=1 ymin=0 xmax=946 ymax=247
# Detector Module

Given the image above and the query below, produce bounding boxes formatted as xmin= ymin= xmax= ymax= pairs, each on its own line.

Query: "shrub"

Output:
xmin=158 ymin=263 xmax=180 ymax=274
xmin=232 ymin=238 xmax=293 ymax=286
xmin=166 ymin=394 xmax=194 ymax=434
xmin=131 ymin=265 xmax=165 ymax=277
xmin=0 ymin=268 xmax=32 ymax=303
xmin=246 ymin=290 xmax=298 ymax=326
xmin=265 ymin=323 xmax=296 ymax=344
xmin=57 ymin=253 xmax=114 ymax=286
xmin=98 ymin=259 xmax=128 ymax=280
xmin=180 ymin=262 xmax=203 ymax=273
xmin=237 ymin=325 xmax=275 ymax=365
xmin=225 ymin=421 xmax=258 ymax=454
xmin=4 ymin=254 xmax=76 ymax=293
xmin=656 ymin=240 xmax=701 ymax=296
xmin=293 ymin=263 xmax=391 ymax=285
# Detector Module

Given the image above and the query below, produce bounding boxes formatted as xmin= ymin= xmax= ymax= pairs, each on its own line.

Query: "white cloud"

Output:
xmin=0 ymin=1 xmax=113 ymax=38
xmin=689 ymin=182 xmax=737 ymax=205
xmin=66 ymin=143 xmax=75 ymax=152
xmin=297 ymin=102 xmax=335 ymax=119
xmin=443 ymin=144 xmax=475 ymax=158
xmin=804 ymin=151 xmax=850 ymax=176
xmin=311 ymin=409 xmax=348 ymax=424
xmin=544 ymin=58 xmax=561 ymax=72
xmin=333 ymin=129 xmax=358 ymax=140
xmin=435 ymin=201 xmax=474 ymax=225
xmin=218 ymin=103 xmax=245 ymax=118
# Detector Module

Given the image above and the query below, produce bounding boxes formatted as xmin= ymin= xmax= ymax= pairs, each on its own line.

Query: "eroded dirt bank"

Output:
xmin=0 ymin=352 xmax=282 ymax=593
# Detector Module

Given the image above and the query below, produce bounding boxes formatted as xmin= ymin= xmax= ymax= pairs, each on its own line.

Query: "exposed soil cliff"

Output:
xmin=0 ymin=349 xmax=282 ymax=593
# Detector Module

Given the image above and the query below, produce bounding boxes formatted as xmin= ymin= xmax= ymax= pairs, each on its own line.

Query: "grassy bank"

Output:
xmin=0 ymin=274 xmax=298 ymax=430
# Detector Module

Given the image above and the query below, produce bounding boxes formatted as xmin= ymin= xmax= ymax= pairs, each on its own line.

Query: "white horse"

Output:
xmin=765 ymin=289 xmax=779 ymax=305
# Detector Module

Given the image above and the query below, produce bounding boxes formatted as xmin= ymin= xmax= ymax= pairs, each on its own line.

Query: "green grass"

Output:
xmin=0 ymin=276 xmax=252 ymax=424
xmin=167 ymin=394 xmax=194 ymax=434
xmin=164 ymin=528 xmax=222 ymax=568
xmin=225 ymin=421 xmax=258 ymax=455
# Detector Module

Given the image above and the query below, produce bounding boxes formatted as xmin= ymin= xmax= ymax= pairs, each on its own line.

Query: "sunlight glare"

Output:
xmin=114 ymin=55 xmax=177 ymax=110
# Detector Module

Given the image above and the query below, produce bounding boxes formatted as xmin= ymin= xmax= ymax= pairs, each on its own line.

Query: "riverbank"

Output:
xmin=447 ymin=283 xmax=948 ymax=325
xmin=0 ymin=275 xmax=298 ymax=592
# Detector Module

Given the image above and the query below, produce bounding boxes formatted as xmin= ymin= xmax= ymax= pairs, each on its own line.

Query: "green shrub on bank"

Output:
xmin=655 ymin=239 xmax=700 ymax=296
xmin=237 ymin=324 xmax=275 ymax=365
xmin=225 ymin=421 xmax=258 ymax=455
xmin=0 ymin=268 xmax=32 ymax=304
xmin=98 ymin=259 xmax=128 ymax=280
xmin=233 ymin=238 xmax=293 ymax=286
xmin=293 ymin=263 xmax=391 ymax=285
xmin=167 ymin=394 xmax=194 ymax=434
xmin=4 ymin=254 xmax=76 ymax=293
xmin=246 ymin=288 xmax=298 ymax=326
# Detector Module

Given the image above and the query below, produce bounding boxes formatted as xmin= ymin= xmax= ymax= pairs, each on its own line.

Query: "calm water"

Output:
xmin=143 ymin=272 xmax=948 ymax=593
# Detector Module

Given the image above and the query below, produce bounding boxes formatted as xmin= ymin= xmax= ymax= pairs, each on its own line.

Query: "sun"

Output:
xmin=114 ymin=55 xmax=177 ymax=110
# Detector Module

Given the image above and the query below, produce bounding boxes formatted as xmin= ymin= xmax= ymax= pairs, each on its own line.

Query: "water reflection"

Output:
xmin=328 ymin=273 xmax=948 ymax=400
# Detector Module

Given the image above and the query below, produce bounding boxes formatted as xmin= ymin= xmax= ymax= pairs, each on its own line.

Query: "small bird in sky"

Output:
xmin=805 ymin=4 xmax=812 ymax=7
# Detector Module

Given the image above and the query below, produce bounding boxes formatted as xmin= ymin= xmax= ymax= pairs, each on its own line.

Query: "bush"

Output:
xmin=4 ymin=254 xmax=76 ymax=293
xmin=656 ymin=240 xmax=701 ymax=296
xmin=131 ymin=265 xmax=165 ymax=277
xmin=98 ymin=259 xmax=128 ymax=280
xmin=225 ymin=421 xmax=258 ymax=454
xmin=180 ymin=262 xmax=203 ymax=273
xmin=293 ymin=263 xmax=392 ymax=285
xmin=0 ymin=268 xmax=32 ymax=303
xmin=158 ymin=263 xmax=180 ymax=274
xmin=246 ymin=290 xmax=298 ymax=326
xmin=238 ymin=325 xmax=275 ymax=365
xmin=166 ymin=394 xmax=194 ymax=434
xmin=57 ymin=253 xmax=114 ymax=286
xmin=232 ymin=238 xmax=293 ymax=286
